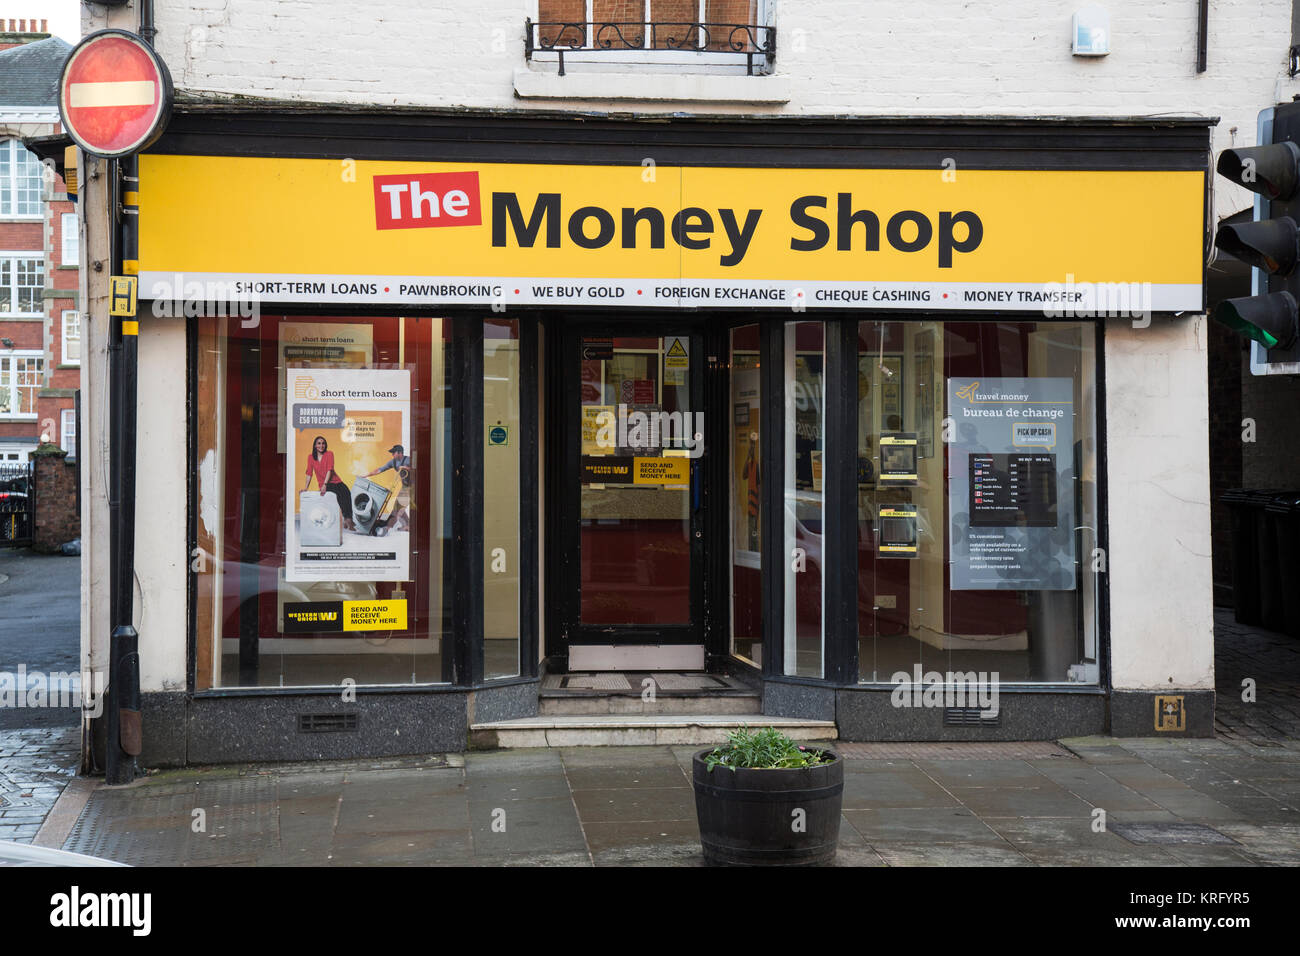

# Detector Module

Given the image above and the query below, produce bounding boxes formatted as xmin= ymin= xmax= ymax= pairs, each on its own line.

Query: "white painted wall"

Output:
xmin=1105 ymin=318 xmax=1216 ymax=690
xmin=82 ymin=0 xmax=1269 ymax=695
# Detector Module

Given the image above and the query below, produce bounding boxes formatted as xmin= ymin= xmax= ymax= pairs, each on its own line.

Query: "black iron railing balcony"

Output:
xmin=525 ymin=19 xmax=776 ymax=76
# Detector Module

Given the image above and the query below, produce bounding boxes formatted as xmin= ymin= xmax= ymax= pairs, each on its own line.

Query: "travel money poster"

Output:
xmin=285 ymin=367 xmax=411 ymax=582
xmin=947 ymin=377 xmax=1075 ymax=590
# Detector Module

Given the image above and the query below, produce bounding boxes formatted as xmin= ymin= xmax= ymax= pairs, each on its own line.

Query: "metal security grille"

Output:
xmin=943 ymin=706 xmax=1002 ymax=727
xmin=0 ymin=461 xmax=33 ymax=546
xmin=297 ymin=713 xmax=359 ymax=733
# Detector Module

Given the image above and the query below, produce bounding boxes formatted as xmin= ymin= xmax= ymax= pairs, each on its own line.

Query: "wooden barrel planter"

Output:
xmin=692 ymin=747 xmax=843 ymax=866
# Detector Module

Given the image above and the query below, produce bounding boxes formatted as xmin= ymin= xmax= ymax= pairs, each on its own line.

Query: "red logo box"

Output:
xmin=373 ymin=171 xmax=482 ymax=230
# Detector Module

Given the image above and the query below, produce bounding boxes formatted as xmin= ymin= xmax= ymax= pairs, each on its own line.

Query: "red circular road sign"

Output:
xmin=59 ymin=30 xmax=172 ymax=158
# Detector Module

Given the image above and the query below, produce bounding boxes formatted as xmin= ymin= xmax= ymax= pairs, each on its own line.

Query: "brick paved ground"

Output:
xmin=1213 ymin=608 xmax=1300 ymax=744
xmin=0 ymin=726 xmax=80 ymax=844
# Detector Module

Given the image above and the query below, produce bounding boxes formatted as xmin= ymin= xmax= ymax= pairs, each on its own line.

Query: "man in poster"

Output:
xmin=363 ymin=444 xmax=413 ymax=532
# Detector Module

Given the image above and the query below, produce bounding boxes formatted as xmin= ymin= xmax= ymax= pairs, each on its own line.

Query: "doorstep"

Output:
xmin=469 ymin=713 xmax=838 ymax=749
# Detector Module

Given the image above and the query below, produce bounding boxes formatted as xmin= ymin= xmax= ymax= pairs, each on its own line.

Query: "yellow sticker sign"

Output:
xmin=343 ymin=599 xmax=407 ymax=632
xmin=581 ymin=405 xmax=615 ymax=456
xmin=633 ymin=457 xmax=690 ymax=485
xmin=109 ymin=275 xmax=137 ymax=316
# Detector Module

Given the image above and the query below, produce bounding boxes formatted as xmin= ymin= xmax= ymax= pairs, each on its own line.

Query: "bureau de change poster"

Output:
xmin=947 ymin=377 xmax=1076 ymax=591
xmin=285 ymin=367 xmax=411 ymax=582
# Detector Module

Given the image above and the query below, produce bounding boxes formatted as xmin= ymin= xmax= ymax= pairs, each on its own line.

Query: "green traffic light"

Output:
xmin=1212 ymin=292 xmax=1297 ymax=349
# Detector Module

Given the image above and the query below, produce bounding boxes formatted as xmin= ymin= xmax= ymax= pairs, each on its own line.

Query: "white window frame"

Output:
xmin=61 ymin=407 xmax=76 ymax=458
xmin=529 ymin=0 xmax=772 ymax=72
xmin=61 ymin=309 xmax=80 ymax=366
xmin=0 ymin=139 xmax=45 ymax=220
xmin=61 ymin=213 xmax=79 ymax=266
xmin=0 ymin=252 xmax=45 ymax=317
xmin=0 ymin=350 xmax=45 ymax=420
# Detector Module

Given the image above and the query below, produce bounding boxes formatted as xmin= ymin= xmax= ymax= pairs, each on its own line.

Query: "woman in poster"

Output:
xmin=303 ymin=435 xmax=356 ymax=531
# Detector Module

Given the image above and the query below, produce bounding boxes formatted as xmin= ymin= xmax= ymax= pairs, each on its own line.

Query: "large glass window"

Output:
xmin=193 ymin=315 xmax=452 ymax=689
xmin=856 ymin=319 xmax=1101 ymax=686
xmin=784 ymin=321 xmax=823 ymax=678
xmin=484 ymin=319 xmax=522 ymax=679
xmin=0 ymin=140 xmax=44 ymax=217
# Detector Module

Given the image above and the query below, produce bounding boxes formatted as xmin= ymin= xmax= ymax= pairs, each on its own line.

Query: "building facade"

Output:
xmin=0 ymin=21 xmax=79 ymax=469
xmin=69 ymin=1 xmax=1298 ymax=767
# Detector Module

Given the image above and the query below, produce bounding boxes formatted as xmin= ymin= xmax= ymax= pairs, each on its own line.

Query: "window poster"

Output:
xmin=285 ymin=367 xmax=412 ymax=582
xmin=947 ymin=377 xmax=1076 ymax=591
xmin=276 ymin=322 xmax=373 ymax=452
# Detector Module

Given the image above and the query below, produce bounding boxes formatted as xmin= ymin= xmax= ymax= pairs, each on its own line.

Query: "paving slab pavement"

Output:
xmin=35 ymin=735 xmax=1300 ymax=866
xmin=0 ymin=726 xmax=79 ymax=844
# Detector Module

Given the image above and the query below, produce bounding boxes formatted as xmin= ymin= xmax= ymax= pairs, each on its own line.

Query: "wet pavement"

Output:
xmin=42 ymin=735 xmax=1300 ymax=866
xmin=0 ymin=726 xmax=79 ymax=844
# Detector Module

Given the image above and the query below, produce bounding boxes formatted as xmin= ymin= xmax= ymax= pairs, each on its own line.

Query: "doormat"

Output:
xmin=564 ymin=674 xmax=632 ymax=691
xmin=1111 ymin=823 xmax=1238 ymax=846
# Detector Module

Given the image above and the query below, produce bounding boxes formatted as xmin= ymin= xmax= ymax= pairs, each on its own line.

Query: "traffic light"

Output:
xmin=1213 ymin=103 xmax=1300 ymax=371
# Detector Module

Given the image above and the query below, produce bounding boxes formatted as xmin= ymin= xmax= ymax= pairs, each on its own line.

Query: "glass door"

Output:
xmin=560 ymin=327 xmax=706 ymax=669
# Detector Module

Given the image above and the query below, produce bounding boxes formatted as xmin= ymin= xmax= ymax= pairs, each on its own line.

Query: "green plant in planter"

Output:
xmin=703 ymin=725 xmax=832 ymax=771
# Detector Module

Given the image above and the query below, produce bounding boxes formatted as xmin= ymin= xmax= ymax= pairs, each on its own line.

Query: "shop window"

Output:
xmin=62 ymin=310 xmax=80 ymax=365
xmin=484 ymin=319 xmax=522 ymax=679
xmin=193 ymin=315 xmax=453 ymax=690
xmin=729 ymin=324 xmax=761 ymax=666
xmin=0 ymin=140 xmax=44 ymax=218
xmin=0 ymin=352 xmax=43 ymax=418
xmin=856 ymin=320 xmax=1101 ymax=686
xmin=0 ymin=256 xmax=43 ymax=316
xmin=784 ymin=321 xmax=824 ymax=678
xmin=531 ymin=0 xmax=771 ymax=71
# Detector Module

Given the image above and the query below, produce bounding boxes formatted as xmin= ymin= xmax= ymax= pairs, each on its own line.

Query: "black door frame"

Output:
xmin=543 ymin=312 xmax=732 ymax=671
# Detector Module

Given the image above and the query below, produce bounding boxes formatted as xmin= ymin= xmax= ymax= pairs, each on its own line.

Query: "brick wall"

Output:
xmin=30 ymin=444 xmax=78 ymax=552
xmin=146 ymin=0 xmax=1299 ymax=157
xmin=0 ymin=221 xmax=41 ymax=249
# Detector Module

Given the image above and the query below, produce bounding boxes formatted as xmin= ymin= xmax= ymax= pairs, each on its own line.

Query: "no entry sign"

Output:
xmin=59 ymin=30 xmax=172 ymax=158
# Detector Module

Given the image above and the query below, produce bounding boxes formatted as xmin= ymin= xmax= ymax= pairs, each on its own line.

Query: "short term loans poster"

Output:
xmin=286 ymin=367 xmax=411 ymax=582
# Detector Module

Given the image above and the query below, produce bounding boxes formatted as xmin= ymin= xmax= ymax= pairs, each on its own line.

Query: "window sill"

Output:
xmin=513 ymin=68 xmax=789 ymax=104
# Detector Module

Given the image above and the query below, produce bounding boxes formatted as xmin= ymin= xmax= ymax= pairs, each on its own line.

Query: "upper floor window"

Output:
xmin=0 ymin=352 xmax=44 ymax=418
xmin=0 ymin=140 xmax=44 ymax=218
xmin=61 ymin=213 xmax=79 ymax=265
xmin=529 ymin=0 xmax=774 ymax=74
xmin=0 ymin=255 xmax=43 ymax=316
xmin=62 ymin=310 xmax=80 ymax=366
xmin=61 ymin=407 xmax=76 ymax=459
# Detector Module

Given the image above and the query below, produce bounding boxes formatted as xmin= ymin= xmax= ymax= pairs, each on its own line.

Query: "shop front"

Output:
xmin=119 ymin=109 xmax=1209 ymax=763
